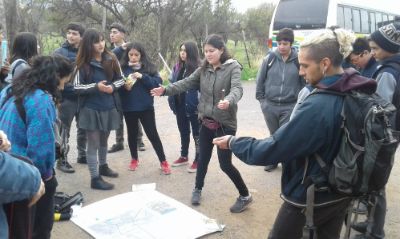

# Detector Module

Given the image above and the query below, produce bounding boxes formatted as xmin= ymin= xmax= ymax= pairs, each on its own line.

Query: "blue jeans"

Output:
xmin=175 ymin=104 xmax=200 ymax=160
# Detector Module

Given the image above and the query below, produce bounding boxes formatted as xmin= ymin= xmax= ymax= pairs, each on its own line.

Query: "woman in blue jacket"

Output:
xmin=74 ymin=28 xmax=125 ymax=190
xmin=0 ymin=55 xmax=73 ymax=239
xmin=168 ymin=41 xmax=200 ymax=173
xmin=118 ymin=42 xmax=171 ymax=175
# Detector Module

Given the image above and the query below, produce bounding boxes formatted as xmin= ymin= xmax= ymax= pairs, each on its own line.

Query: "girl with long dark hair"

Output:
xmin=73 ymin=28 xmax=125 ymax=190
xmin=5 ymin=32 xmax=38 ymax=83
xmin=151 ymin=34 xmax=252 ymax=213
xmin=118 ymin=41 xmax=171 ymax=174
xmin=168 ymin=41 xmax=201 ymax=172
xmin=0 ymin=55 xmax=73 ymax=239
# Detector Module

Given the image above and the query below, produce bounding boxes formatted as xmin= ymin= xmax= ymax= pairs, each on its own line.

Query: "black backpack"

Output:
xmin=312 ymin=90 xmax=398 ymax=196
xmin=303 ymin=89 xmax=399 ymax=239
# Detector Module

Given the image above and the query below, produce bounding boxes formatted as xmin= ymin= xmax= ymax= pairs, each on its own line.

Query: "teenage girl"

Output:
xmin=73 ymin=28 xmax=124 ymax=190
xmin=118 ymin=42 xmax=171 ymax=174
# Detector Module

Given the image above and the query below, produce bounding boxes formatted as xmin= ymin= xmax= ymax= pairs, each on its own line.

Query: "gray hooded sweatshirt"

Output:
xmin=255 ymin=48 xmax=304 ymax=105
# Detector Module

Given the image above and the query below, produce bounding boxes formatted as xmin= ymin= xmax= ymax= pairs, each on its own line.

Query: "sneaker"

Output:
xmin=160 ymin=161 xmax=171 ymax=175
xmin=99 ymin=163 xmax=119 ymax=178
xmin=230 ymin=194 xmax=253 ymax=213
xmin=138 ymin=142 xmax=146 ymax=151
xmin=91 ymin=176 xmax=114 ymax=190
xmin=264 ymin=164 xmax=278 ymax=172
xmin=56 ymin=159 xmax=75 ymax=173
xmin=191 ymin=188 xmax=202 ymax=205
xmin=108 ymin=143 xmax=124 ymax=153
xmin=187 ymin=161 xmax=197 ymax=173
xmin=128 ymin=159 xmax=139 ymax=171
xmin=351 ymin=221 xmax=368 ymax=234
xmin=172 ymin=156 xmax=189 ymax=167
xmin=77 ymin=156 xmax=87 ymax=164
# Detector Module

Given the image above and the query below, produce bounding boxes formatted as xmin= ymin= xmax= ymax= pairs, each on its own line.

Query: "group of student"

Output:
xmin=0 ymin=21 xmax=256 ymax=238
xmin=1 ymin=18 xmax=400 ymax=239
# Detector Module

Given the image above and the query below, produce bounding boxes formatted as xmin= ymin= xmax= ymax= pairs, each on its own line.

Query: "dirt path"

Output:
xmin=52 ymin=81 xmax=400 ymax=239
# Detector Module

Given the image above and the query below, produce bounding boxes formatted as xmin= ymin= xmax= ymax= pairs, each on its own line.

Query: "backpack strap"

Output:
xmin=303 ymin=184 xmax=318 ymax=239
xmin=11 ymin=59 xmax=27 ymax=77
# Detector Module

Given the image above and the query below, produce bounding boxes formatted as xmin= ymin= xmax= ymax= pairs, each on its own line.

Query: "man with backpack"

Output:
xmin=255 ymin=28 xmax=304 ymax=172
xmin=53 ymin=22 xmax=86 ymax=173
xmin=213 ymin=28 xmax=397 ymax=239
xmin=351 ymin=22 xmax=400 ymax=239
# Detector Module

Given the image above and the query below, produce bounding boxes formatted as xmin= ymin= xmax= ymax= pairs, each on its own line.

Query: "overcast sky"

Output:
xmin=231 ymin=0 xmax=400 ymax=14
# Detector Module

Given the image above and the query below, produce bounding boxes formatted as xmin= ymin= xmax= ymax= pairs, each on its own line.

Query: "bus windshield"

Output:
xmin=273 ymin=0 xmax=329 ymax=30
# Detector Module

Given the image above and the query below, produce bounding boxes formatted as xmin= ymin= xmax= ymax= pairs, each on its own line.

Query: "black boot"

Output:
xmin=108 ymin=143 xmax=124 ymax=153
xmin=56 ymin=158 xmax=75 ymax=173
xmin=99 ymin=163 xmax=119 ymax=178
xmin=352 ymin=221 xmax=368 ymax=234
xmin=77 ymin=156 xmax=87 ymax=164
xmin=91 ymin=176 xmax=114 ymax=190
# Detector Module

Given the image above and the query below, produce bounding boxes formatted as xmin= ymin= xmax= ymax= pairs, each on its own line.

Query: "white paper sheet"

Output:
xmin=71 ymin=187 xmax=224 ymax=239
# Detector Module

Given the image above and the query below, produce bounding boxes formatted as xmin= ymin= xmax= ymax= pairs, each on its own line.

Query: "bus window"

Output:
xmin=389 ymin=15 xmax=394 ymax=21
xmin=370 ymin=12 xmax=376 ymax=32
xmin=344 ymin=7 xmax=352 ymax=30
xmin=376 ymin=12 xmax=382 ymax=28
xmin=361 ymin=10 xmax=369 ymax=33
xmin=337 ymin=6 xmax=345 ymax=28
xmin=272 ymin=0 xmax=329 ymax=30
xmin=383 ymin=14 xmax=388 ymax=23
xmin=352 ymin=9 xmax=361 ymax=32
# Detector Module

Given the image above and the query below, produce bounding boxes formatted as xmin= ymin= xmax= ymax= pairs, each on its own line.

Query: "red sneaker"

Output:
xmin=128 ymin=159 xmax=139 ymax=171
xmin=160 ymin=161 xmax=171 ymax=175
xmin=187 ymin=161 xmax=197 ymax=173
xmin=172 ymin=156 xmax=188 ymax=167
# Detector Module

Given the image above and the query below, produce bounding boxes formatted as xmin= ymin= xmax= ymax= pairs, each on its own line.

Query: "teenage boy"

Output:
xmin=255 ymin=28 xmax=304 ymax=172
xmin=53 ymin=22 xmax=86 ymax=173
xmin=349 ymin=37 xmax=379 ymax=78
xmin=352 ymin=23 xmax=400 ymax=239
xmin=108 ymin=22 xmax=146 ymax=153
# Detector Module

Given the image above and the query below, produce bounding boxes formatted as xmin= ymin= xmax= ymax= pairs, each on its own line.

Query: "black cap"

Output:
xmin=370 ymin=23 xmax=400 ymax=53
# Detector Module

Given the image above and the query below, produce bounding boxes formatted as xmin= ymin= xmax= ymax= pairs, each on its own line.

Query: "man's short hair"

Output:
xmin=276 ymin=28 xmax=294 ymax=44
xmin=109 ymin=22 xmax=126 ymax=34
xmin=66 ymin=22 xmax=85 ymax=36
xmin=352 ymin=37 xmax=370 ymax=54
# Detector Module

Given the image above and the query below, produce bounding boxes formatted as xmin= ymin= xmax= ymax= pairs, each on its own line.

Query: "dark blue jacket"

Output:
xmin=73 ymin=56 xmax=124 ymax=111
xmin=230 ymin=68 xmax=377 ymax=207
xmin=54 ymin=42 xmax=79 ymax=101
xmin=360 ymin=57 xmax=378 ymax=78
xmin=167 ymin=63 xmax=199 ymax=115
xmin=119 ymin=66 xmax=162 ymax=112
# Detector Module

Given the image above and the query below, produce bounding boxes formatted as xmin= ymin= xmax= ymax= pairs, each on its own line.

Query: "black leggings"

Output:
xmin=195 ymin=125 xmax=249 ymax=197
xmin=124 ymin=110 xmax=166 ymax=161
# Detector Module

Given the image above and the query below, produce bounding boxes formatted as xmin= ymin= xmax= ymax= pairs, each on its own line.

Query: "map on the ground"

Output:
xmin=71 ymin=188 xmax=224 ymax=239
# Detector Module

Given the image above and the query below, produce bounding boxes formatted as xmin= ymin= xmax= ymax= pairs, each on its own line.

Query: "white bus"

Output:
xmin=268 ymin=0 xmax=400 ymax=49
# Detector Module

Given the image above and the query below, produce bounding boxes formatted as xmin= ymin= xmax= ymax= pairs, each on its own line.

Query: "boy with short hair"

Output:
xmin=53 ymin=22 xmax=86 ymax=173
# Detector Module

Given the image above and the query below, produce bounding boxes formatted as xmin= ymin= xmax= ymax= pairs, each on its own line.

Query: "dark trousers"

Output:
xmin=365 ymin=189 xmax=386 ymax=238
xmin=268 ymin=199 xmax=351 ymax=239
xmin=195 ymin=125 xmax=249 ymax=197
xmin=31 ymin=176 xmax=58 ymax=239
xmin=59 ymin=98 xmax=86 ymax=159
xmin=175 ymin=104 xmax=200 ymax=160
xmin=115 ymin=114 xmax=144 ymax=144
xmin=124 ymin=110 xmax=166 ymax=161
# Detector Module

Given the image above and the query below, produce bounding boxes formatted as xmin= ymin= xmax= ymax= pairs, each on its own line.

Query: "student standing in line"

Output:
xmin=151 ymin=34 xmax=252 ymax=213
xmin=73 ymin=28 xmax=124 ymax=190
xmin=0 ymin=55 xmax=73 ymax=239
xmin=4 ymin=32 xmax=38 ymax=84
xmin=108 ymin=22 xmax=146 ymax=153
xmin=349 ymin=37 xmax=379 ymax=78
xmin=255 ymin=28 xmax=304 ymax=172
xmin=169 ymin=41 xmax=201 ymax=173
xmin=351 ymin=22 xmax=400 ymax=239
xmin=53 ymin=22 xmax=87 ymax=172
xmin=116 ymin=42 xmax=171 ymax=174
